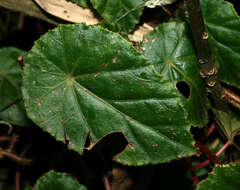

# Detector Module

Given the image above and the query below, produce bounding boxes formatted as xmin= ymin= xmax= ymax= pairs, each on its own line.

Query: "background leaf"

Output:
xmin=213 ymin=109 xmax=240 ymax=141
xmin=0 ymin=100 xmax=29 ymax=126
xmin=36 ymin=170 xmax=87 ymax=190
xmin=90 ymin=0 xmax=145 ymax=33
xmin=197 ymin=163 xmax=240 ymax=190
xmin=22 ymin=24 xmax=196 ymax=165
xmin=201 ymin=0 xmax=240 ymax=88
xmin=67 ymin=0 xmax=89 ymax=8
xmin=0 ymin=47 xmax=29 ymax=126
xmin=141 ymin=22 xmax=208 ymax=127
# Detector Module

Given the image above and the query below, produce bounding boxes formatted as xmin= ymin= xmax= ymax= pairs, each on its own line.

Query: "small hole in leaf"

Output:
xmin=176 ymin=81 xmax=191 ymax=98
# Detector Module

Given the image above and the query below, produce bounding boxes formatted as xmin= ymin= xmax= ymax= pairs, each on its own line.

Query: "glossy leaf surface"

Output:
xmin=141 ymin=22 xmax=208 ymax=127
xmin=197 ymin=163 xmax=240 ymax=190
xmin=22 ymin=24 xmax=196 ymax=165
xmin=36 ymin=170 xmax=87 ymax=190
xmin=90 ymin=0 xmax=145 ymax=33
xmin=0 ymin=47 xmax=29 ymax=126
xmin=201 ymin=0 xmax=240 ymax=88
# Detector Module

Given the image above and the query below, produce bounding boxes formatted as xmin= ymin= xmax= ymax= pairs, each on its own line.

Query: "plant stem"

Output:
xmin=8 ymin=135 xmax=18 ymax=152
xmin=186 ymin=0 xmax=228 ymax=112
xmin=102 ymin=174 xmax=112 ymax=190
xmin=205 ymin=123 xmax=216 ymax=138
xmin=216 ymin=141 xmax=232 ymax=157
xmin=201 ymin=122 xmax=216 ymax=142
xmin=223 ymin=88 xmax=240 ymax=109
xmin=0 ymin=120 xmax=12 ymax=133
xmin=183 ymin=158 xmax=199 ymax=187
xmin=0 ymin=136 xmax=10 ymax=141
xmin=0 ymin=150 xmax=31 ymax=165
xmin=193 ymin=159 xmax=210 ymax=170
xmin=15 ymin=170 xmax=20 ymax=190
xmin=195 ymin=142 xmax=219 ymax=163
xmin=193 ymin=141 xmax=232 ymax=170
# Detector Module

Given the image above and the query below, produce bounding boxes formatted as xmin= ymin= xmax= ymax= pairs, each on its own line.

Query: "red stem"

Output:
xmin=0 ymin=136 xmax=10 ymax=141
xmin=102 ymin=174 xmax=111 ymax=190
xmin=183 ymin=158 xmax=199 ymax=187
xmin=8 ymin=135 xmax=18 ymax=152
xmin=205 ymin=123 xmax=216 ymax=137
xmin=15 ymin=170 xmax=20 ymax=190
xmin=193 ymin=160 xmax=210 ymax=170
xmin=223 ymin=88 xmax=240 ymax=109
xmin=216 ymin=141 xmax=232 ymax=157
xmin=193 ymin=141 xmax=232 ymax=170
xmin=195 ymin=142 xmax=219 ymax=163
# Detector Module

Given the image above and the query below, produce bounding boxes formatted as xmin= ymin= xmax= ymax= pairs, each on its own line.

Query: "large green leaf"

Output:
xmin=0 ymin=47 xmax=29 ymax=126
xmin=201 ymin=0 xmax=240 ymax=88
xmin=35 ymin=170 xmax=87 ymax=190
xmin=141 ymin=22 xmax=208 ymax=127
xmin=197 ymin=163 xmax=240 ymax=190
xmin=90 ymin=0 xmax=145 ymax=33
xmin=22 ymin=24 xmax=196 ymax=165
xmin=67 ymin=0 xmax=89 ymax=8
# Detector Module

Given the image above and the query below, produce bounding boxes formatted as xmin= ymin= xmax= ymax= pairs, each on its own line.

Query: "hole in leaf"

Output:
xmin=176 ymin=81 xmax=191 ymax=99
xmin=85 ymin=132 xmax=128 ymax=161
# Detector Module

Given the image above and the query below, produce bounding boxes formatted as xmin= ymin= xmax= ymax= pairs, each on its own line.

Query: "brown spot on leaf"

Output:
xmin=65 ymin=135 xmax=70 ymax=141
xmin=94 ymin=73 xmax=99 ymax=78
xmin=151 ymin=35 xmax=157 ymax=43
xmin=61 ymin=120 xmax=67 ymax=125
xmin=152 ymin=144 xmax=158 ymax=147
xmin=35 ymin=98 xmax=41 ymax=106
xmin=143 ymin=38 xmax=148 ymax=43
xmin=128 ymin=143 xmax=135 ymax=150
xmin=18 ymin=56 xmax=24 ymax=69
xmin=113 ymin=56 xmax=118 ymax=63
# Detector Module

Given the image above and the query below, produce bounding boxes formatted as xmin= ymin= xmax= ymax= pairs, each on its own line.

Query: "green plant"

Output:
xmin=1 ymin=0 xmax=240 ymax=189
